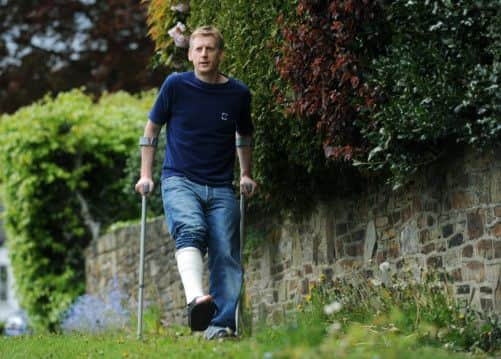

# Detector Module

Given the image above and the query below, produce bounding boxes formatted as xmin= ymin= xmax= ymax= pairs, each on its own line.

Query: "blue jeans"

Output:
xmin=161 ymin=176 xmax=242 ymax=330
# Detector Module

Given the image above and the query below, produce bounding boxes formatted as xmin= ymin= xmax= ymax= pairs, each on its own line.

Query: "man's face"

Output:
xmin=188 ymin=35 xmax=224 ymax=76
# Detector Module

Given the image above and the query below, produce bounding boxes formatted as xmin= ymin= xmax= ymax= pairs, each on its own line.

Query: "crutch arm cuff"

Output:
xmin=139 ymin=136 xmax=158 ymax=147
xmin=236 ymin=137 xmax=252 ymax=147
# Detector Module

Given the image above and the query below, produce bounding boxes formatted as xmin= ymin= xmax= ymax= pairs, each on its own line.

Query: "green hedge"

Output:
xmin=0 ymin=89 xmax=155 ymax=330
xmin=357 ymin=0 xmax=501 ymax=186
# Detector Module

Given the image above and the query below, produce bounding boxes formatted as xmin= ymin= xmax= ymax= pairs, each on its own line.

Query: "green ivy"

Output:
xmin=357 ymin=0 xmax=501 ymax=187
xmin=0 ymin=89 xmax=155 ymax=330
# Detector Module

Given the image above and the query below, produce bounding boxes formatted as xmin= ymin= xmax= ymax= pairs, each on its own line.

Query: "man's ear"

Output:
xmin=218 ymin=50 xmax=225 ymax=62
xmin=188 ymin=48 xmax=193 ymax=62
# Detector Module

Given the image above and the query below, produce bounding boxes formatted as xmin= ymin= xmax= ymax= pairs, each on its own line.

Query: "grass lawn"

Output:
xmin=0 ymin=322 xmax=483 ymax=359
xmin=2 ymin=271 xmax=499 ymax=358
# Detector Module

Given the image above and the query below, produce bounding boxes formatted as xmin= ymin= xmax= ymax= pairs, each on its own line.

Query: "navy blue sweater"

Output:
xmin=149 ymin=71 xmax=253 ymax=186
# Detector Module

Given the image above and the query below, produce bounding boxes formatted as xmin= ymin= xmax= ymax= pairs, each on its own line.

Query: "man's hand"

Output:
xmin=135 ymin=177 xmax=154 ymax=196
xmin=240 ymin=175 xmax=257 ymax=197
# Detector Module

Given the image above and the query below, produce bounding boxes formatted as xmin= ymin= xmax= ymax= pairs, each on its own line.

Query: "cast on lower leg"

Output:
xmin=175 ymin=246 xmax=205 ymax=304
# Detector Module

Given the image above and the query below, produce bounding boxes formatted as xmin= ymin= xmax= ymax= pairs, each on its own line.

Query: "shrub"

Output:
xmin=0 ymin=89 xmax=155 ymax=330
xmin=358 ymin=0 xmax=501 ymax=186
xmin=275 ymin=0 xmax=380 ymax=161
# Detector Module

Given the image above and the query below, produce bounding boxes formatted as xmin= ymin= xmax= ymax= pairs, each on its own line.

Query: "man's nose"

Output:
xmin=201 ymin=48 xmax=208 ymax=56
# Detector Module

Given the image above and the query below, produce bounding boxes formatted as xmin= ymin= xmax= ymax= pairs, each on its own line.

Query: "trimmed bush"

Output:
xmin=0 ymin=89 xmax=155 ymax=330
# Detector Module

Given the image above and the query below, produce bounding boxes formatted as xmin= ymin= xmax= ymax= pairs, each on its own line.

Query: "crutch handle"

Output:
xmin=143 ymin=183 xmax=150 ymax=195
xmin=240 ymin=183 xmax=252 ymax=195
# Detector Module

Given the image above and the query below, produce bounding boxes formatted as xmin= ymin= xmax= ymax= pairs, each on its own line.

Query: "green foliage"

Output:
xmin=275 ymin=0 xmax=500 ymax=188
xmin=275 ymin=0 xmax=379 ymax=161
xmin=143 ymin=0 xmax=190 ymax=69
xmin=357 ymin=0 xmax=501 ymax=186
xmin=122 ymin=131 xmax=166 ymax=217
xmin=0 ymin=89 xmax=155 ymax=330
xmin=301 ymin=269 xmax=501 ymax=354
xmin=144 ymin=0 xmax=501 ymax=212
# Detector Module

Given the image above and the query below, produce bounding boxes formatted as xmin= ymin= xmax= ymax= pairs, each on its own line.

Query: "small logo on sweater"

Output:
xmin=221 ymin=112 xmax=229 ymax=121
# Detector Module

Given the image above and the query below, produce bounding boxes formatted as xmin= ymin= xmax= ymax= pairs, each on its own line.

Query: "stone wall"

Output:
xmin=85 ymin=147 xmax=501 ymax=326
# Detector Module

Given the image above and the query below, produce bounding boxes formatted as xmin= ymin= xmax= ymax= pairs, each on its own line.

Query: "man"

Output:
xmin=135 ymin=25 xmax=256 ymax=340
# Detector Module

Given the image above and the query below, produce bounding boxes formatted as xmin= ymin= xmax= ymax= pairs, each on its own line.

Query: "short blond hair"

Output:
xmin=189 ymin=25 xmax=224 ymax=50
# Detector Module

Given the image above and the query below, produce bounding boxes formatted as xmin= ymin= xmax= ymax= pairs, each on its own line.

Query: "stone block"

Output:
xmin=402 ymin=206 xmax=413 ymax=222
xmin=417 ymin=215 xmax=427 ymax=229
xmin=376 ymin=251 xmax=388 ymax=264
xmin=413 ymin=198 xmax=422 ymax=212
xmin=345 ymin=242 xmax=364 ymax=257
xmin=496 ymin=280 xmax=501 ymax=312
xmin=327 ymin=232 xmax=336 ymax=264
xmin=390 ymin=211 xmax=401 ymax=226
xmin=462 ymin=261 xmax=485 ymax=282
xmin=376 ymin=216 xmax=389 ymax=228
xmin=423 ymin=243 xmax=435 ymax=254
xmin=495 ymin=241 xmax=501 ymax=258
xmin=491 ymin=223 xmax=501 ymax=237
xmin=442 ymin=224 xmax=454 ymax=238
xmin=490 ymin=168 xmax=501 ymax=202
xmin=457 ymin=284 xmax=470 ymax=294
xmin=383 ymin=228 xmax=397 ymax=240
xmin=480 ymin=286 xmax=493 ymax=294
xmin=389 ymin=242 xmax=400 ymax=258
xmin=467 ymin=211 xmax=484 ymax=239
xmin=338 ymin=258 xmax=360 ymax=270
xmin=452 ymin=191 xmax=473 ymax=209
xmin=451 ymin=268 xmax=462 ymax=281
xmin=444 ymin=249 xmax=460 ymax=268
xmin=336 ymin=223 xmax=348 ymax=236
xmin=427 ymin=255 xmax=443 ymax=269
xmin=485 ymin=264 xmax=501 ymax=283
xmin=335 ymin=239 xmax=344 ymax=258
xmin=424 ymin=200 xmax=439 ymax=212
xmin=495 ymin=206 xmax=501 ymax=217
xmin=271 ymin=264 xmax=284 ymax=275
xmin=477 ymin=239 xmax=494 ymax=259
xmin=301 ymin=279 xmax=309 ymax=294
xmin=350 ymin=229 xmax=365 ymax=243
xmin=462 ymin=245 xmax=473 ymax=258
xmin=400 ymin=219 xmax=419 ymax=254
xmin=448 ymin=233 xmax=464 ymax=248
xmin=364 ymin=220 xmax=377 ymax=263
xmin=419 ymin=229 xmax=431 ymax=244
xmin=303 ymin=264 xmax=313 ymax=274
xmin=481 ymin=298 xmax=493 ymax=312
xmin=278 ymin=280 xmax=287 ymax=302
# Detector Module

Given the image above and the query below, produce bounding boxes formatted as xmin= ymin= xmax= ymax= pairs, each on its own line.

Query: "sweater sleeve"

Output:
xmin=236 ymin=88 xmax=253 ymax=136
xmin=149 ymin=73 xmax=177 ymax=125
